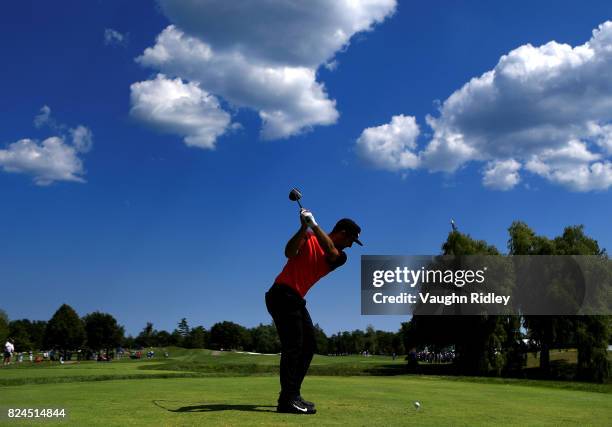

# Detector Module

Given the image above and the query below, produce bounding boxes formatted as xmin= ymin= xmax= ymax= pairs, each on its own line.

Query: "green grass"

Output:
xmin=525 ymin=349 xmax=580 ymax=368
xmin=0 ymin=349 xmax=610 ymax=425
xmin=139 ymin=349 xmax=408 ymax=376
xmin=1 ymin=376 xmax=611 ymax=426
xmin=158 ymin=347 xmax=403 ymax=365
xmin=0 ymin=350 xmax=406 ymax=385
xmin=0 ymin=359 xmax=192 ymax=386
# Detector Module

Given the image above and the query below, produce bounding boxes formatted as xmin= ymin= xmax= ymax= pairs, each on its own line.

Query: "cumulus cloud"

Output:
xmin=0 ymin=107 xmax=93 ymax=185
xmin=359 ymin=21 xmax=612 ymax=191
xmin=131 ymin=0 xmax=396 ymax=146
xmin=130 ymin=74 xmax=231 ymax=149
xmin=70 ymin=125 xmax=94 ymax=153
xmin=0 ymin=138 xmax=85 ymax=185
xmin=482 ymin=159 xmax=521 ymax=190
xmin=104 ymin=28 xmax=126 ymax=46
xmin=157 ymin=0 xmax=396 ymax=68
xmin=356 ymin=115 xmax=420 ymax=170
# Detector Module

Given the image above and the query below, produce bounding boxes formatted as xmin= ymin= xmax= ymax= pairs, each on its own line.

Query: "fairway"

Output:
xmin=1 ymin=362 xmax=611 ymax=426
xmin=3 ymin=1 xmax=612 ymax=425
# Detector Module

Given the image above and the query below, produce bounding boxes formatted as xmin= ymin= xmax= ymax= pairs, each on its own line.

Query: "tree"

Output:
xmin=44 ymin=304 xmax=86 ymax=359
xmin=135 ymin=322 xmax=156 ymax=348
xmin=553 ymin=225 xmax=605 ymax=256
xmin=509 ymin=221 xmax=610 ymax=382
xmin=9 ymin=320 xmax=33 ymax=351
xmin=501 ymin=315 xmax=526 ymax=375
xmin=123 ymin=335 xmax=136 ymax=349
xmin=327 ymin=329 xmax=368 ymax=355
xmin=155 ymin=330 xmax=172 ymax=347
xmin=169 ymin=330 xmax=183 ymax=346
xmin=175 ymin=318 xmax=190 ymax=346
xmin=575 ymin=315 xmax=610 ymax=382
xmin=0 ymin=309 xmax=9 ymax=344
xmin=375 ymin=330 xmax=396 ymax=355
xmin=186 ymin=326 xmax=208 ymax=349
xmin=313 ymin=324 xmax=328 ymax=355
xmin=399 ymin=321 xmax=416 ymax=353
xmin=364 ymin=325 xmax=377 ymax=354
xmin=555 ymin=226 xmax=609 ymax=382
xmin=27 ymin=321 xmax=47 ymax=351
xmin=443 ymin=231 xmax=506 ymax=376
xmin=349 ymin=329 xmax=365 ymax=354
xmin=210 ymin=321 xmax=249 ymax=350
xmin=83 ymin=312 xmax=124 ymax=356
xmin=409 ymin=230 xmax=508 ymax=375
xmin=250 ymin=323 xmax=280 ymax=354
xmin=391 ymin=332 xmax=405 ymax=355
xmin=509 ymin=221 xmax=566 ymax=375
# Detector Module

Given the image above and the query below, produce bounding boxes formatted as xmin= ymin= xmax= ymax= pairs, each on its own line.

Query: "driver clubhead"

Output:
xmin=289 ymin=188 xmax=302 ymax=202
xmin=288 ymin=188 xmax=303 ymax=209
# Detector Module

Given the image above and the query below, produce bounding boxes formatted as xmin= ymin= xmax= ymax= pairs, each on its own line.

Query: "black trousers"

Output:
xmin=265 ymin=283 xmax=316 ymax=400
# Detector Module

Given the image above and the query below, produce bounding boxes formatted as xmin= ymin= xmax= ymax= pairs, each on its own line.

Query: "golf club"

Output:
xmin=288 ymin=187 xmax=303 ymax=209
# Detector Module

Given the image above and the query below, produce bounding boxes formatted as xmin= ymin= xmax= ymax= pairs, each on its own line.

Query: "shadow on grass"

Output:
xmin=153 ymin=400 xmax=276 ymax=413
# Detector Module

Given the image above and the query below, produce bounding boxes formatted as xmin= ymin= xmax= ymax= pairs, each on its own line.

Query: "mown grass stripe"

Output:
xmin=0 ymin=373 xmax=206 ymax=387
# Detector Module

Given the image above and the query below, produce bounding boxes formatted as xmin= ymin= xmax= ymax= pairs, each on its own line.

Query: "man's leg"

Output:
xmin=265 ymin=288 xmax=304 ymax=400
xmin=296 ymin=305 xmax=316 ymax=399
xmin=265 ymin=287 xmax=316 ymax=414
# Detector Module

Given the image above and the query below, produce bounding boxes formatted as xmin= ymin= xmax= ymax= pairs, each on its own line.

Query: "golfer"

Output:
xmin=266 ymin=208 xmax=362 ymax=414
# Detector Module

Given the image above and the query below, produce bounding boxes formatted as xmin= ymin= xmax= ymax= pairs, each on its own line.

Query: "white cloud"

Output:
xmin=130 ymin=74 xmax=231 ymax=149
xmin=482 ymin=159 xmax=521 ymax=190
xmin=104 ymin=28 xmax=126 ymax=46
xmin=524 ymin=140 xmax=612 ymax=191
xmin=0 ymin=138 xmax=85 ymax=185
xmin=0 ymin=107 xmax=93 ymax=185
xmin=545 ymin=162 xmax=612 ymax=191
xmin=34 ymin=105 xmax=52 ymax=128
xmin=157 ymin=0 xmax=396 ymax=68
xmin=70 ymin=125 xmax=94 ymax=153
xmin=359 ymin=21 xmax=612 ymax=191
xmin=356 ymin=115 xmax=420 ymax=170
xmin=136 ymin=26 xmax=340 ymax=140
xmin=33 ymin=105 xmax=71 ymax=134
xmin=132 ymin=0 xmax=396 ymax=146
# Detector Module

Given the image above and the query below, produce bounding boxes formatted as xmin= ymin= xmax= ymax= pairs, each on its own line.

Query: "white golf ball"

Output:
xmin=414 ymin=401 xmax=421 ymax=409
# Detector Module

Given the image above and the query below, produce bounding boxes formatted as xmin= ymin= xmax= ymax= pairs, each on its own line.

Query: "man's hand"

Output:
xmin=300 ymin=208 xmax=318 ymax=228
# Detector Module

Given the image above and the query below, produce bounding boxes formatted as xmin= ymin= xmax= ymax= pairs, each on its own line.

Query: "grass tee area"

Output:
xmin=1 ymin=348 xmax=611 ymax=426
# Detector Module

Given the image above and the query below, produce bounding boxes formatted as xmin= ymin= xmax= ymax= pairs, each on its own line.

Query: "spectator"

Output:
xmin=3 ymin=338 xmax=14 ymax=365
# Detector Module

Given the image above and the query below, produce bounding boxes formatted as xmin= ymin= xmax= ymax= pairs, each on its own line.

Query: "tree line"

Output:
xmin=0 ymin=306 xmax=404 ymax=359
xmin=1 ymin=221 xmax=610 ymax=382
xmin=404 ymin=221 xmax=611 ymax=383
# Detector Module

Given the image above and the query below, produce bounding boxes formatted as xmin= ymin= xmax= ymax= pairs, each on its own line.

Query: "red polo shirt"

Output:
xmin=275 ymin=232 xmax=346 ymax=298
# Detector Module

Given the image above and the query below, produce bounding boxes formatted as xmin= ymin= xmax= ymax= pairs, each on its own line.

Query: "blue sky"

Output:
xmin=2 ymin=1 xmax=611 ymax=337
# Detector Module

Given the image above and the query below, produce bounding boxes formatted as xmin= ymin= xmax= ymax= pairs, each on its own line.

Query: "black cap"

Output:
xmin=333 ymin=218 xmax=363 ymax=246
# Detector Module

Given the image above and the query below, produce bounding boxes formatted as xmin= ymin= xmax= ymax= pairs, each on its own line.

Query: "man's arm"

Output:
xmin=284 ymin=222 xmax=309 ymax=258
xmin=310 ymin=224 xmax=341 ymax=262
xmin=300 ymin=209 xmax=341 ymax=262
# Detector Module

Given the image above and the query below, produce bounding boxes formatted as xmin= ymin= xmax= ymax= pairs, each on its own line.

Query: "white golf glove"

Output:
xmin=300 ymin=208 xmax=318 ymax=228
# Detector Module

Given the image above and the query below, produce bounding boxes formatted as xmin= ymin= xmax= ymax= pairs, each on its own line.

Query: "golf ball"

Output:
xmin=414 ymin=401 xmax=421 ymax=409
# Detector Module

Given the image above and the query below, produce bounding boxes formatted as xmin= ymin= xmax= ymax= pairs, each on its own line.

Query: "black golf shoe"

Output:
xmin=298 ymin=395 xmax=315 ymax=409
xmin=277 ymin=397 xmax=317 ymax=414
